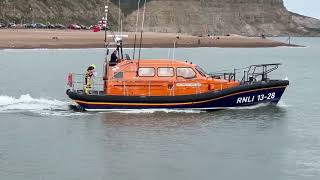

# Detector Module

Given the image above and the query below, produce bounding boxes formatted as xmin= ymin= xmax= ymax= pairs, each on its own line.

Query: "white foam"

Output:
xmin=277 ymin=100 xmax=290 ymax=108
xmin=224 ymin=103 xmax=270 ymax=110
xmin=0 ymin=94 xmax=74 ymax=116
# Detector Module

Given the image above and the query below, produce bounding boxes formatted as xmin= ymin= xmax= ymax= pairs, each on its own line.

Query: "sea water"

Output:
xmin=0 ymin=37 xmax=319 ymax=180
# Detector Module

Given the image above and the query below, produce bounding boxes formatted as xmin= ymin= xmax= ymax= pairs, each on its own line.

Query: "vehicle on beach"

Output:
xmin=0 ymin=22 xmax=6 ymax=28
xmin=35 ymin=23 xmax=47 ymax=29
xmin=76 ymin=24 xmax=89 ymax=30
xmin=23 ymin=23 xmax=36 ymax=28
xmin=47 ymin=24 xmax=55 ymax=29
xmin=68 ymin=24 xmax=81 ymax=30
xmin=66 ymin=5 xmax=289 ymax=112
xmin=23 ymin=23 xmax=64 ymax=29
xmin=0 ymin=21 xmax=91 ymax=30
xmin=54 ymin=24 xmax=66 ymax=29
xmin=7 ymin=22 xmax=16 ymax=28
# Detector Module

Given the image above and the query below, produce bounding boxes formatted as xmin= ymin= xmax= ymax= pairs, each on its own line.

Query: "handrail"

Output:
xmin=67 ymin=73 xmax=105 ymax=95
xmin=209 ymin=72 xmax=236 ymax=82
xmin=241 ymin=63 xmax=281 ymax=84
xmin=67 ymin=73 xmax=209 ymax=96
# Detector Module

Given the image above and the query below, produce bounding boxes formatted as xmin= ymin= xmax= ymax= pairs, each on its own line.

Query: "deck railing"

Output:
xmin=209 ymin=63 xmax=282 ymax=85
xmin=67 ymin=73 xmax=105 ymax=95
xmin=67 ymin=73 xmax=205 ymax=96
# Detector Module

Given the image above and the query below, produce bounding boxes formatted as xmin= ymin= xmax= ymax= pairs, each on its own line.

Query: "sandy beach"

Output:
xmin=0 ymin=29 xmax=296 ymax=49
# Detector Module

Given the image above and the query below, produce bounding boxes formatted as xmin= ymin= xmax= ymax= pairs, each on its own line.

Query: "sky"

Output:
xmin=284 ymin=0 xmax=320 ymax=19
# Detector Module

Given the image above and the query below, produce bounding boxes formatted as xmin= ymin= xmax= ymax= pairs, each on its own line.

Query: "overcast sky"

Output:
xmin=284 ymin=0 xmax=320 ymax=19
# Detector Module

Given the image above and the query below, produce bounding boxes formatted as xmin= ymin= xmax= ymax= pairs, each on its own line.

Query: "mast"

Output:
xmin=105 ymin=0 xmax=127 ymax=62
xmin=132 ymin=0 xmax=141 ymax=60
xmin=104 ymin=3 xmax=110 ymax=94
xmin=137 ymin=0 xmax=147 ymax=70
xmin=104 ymin=7 xmax=108 ymax=47
xmin=118 ymin=0 xmax=121 ymax=34
xmin=116 ymin=0 xmax=123 ymax=59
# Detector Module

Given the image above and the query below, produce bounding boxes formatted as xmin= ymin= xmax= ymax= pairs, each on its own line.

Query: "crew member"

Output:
xmin=110 ymin=50 xmax=118 ymax=66
xmin=84 ymin=64 xmax=96 ymax=94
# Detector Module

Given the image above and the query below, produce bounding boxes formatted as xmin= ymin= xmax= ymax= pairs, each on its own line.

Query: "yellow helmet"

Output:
xmin=91 ymin=64 xmax=96 ymax=69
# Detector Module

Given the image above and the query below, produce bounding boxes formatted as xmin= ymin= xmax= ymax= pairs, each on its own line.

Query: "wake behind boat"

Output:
xmin=66 ymin=4 xmax=289 ymax=112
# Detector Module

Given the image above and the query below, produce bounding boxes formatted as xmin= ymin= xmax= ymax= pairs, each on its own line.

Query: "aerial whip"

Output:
xmin=137 ymin=0 xmax=147 ymax=72
xmin=132 ymin=0 xmax=141 ymax=60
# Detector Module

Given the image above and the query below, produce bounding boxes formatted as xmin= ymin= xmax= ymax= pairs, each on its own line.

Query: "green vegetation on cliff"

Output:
xmin=0 ymin=0 xmax=120 ymax=25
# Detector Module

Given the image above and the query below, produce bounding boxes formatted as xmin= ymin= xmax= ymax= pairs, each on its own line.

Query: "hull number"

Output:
xmin=236 ymin=92 xmax=276 ymax=104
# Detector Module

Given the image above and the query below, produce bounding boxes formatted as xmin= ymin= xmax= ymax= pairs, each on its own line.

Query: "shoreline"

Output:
xmin=0 ymin=29 xmax=300 ymax=49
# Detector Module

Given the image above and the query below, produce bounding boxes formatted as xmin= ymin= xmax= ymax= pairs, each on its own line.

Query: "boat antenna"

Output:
xmin=118 ymin=0 xmax=121 ymax=34
xmin=171 ymin=35 xmax=179 ymax=64
xmin=104 ymin=2 xmax=109 ymax=50
xmin=132 ymin=0 xmax=141 ymax=60
xmin=172 ymin=40 xmax=176 ymax=60
xmin=104 ymin=1 xmax=110 ymax=94
xmin=121 ymin=19 xmax=123 ymax=36
xmin=137 ymin=0 xmax=147 ymax=68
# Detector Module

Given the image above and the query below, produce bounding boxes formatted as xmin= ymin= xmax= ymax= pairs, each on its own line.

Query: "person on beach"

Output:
xmin=84 ymin=64 xmax=96 ymax=94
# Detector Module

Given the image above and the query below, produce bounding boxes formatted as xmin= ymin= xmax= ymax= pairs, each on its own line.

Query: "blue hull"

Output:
xmin=67 ymin=81 xmax=288 ymax=111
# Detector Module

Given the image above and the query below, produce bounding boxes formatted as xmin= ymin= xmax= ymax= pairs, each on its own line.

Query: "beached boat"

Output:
xmin=66 ymin=5 xmax=289 ymax=111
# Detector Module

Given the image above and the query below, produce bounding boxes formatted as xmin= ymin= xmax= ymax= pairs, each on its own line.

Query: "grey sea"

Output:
xmin=0 ymin=37 xmax=319 ymax=180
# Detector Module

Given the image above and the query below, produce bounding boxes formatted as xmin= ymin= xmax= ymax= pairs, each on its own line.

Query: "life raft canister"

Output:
xmin=67 ymin=73 xmax=73 ymax=87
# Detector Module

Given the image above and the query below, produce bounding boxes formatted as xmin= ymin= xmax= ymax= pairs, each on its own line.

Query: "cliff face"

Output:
xmin=1 ymin=0 xmax=320 ymax=36
xmin=124 ymin=0 xmax=320 ymax=36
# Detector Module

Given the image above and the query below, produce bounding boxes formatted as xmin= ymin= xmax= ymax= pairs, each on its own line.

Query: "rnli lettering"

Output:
xmin=236 ymin=92 xmax=276 ymax=104
xmin=237 ymin=96 xmax=255 ymax=104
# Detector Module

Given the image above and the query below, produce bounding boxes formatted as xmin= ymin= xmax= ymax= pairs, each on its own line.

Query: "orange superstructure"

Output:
xmin=103 ymin=59 xmax=240 ymax=96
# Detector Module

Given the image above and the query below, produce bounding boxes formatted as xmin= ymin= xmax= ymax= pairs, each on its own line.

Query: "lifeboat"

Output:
xmin=66 ymin=6 xmax=289 ymax=112
xmin=66 ymin=56 xmax=289 ymax=111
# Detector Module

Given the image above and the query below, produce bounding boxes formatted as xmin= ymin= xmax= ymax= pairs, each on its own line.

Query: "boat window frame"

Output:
xmin=176 ymin=67 xmax=197 ymax=79
xmin=138 ymin=67 xmax=156 ymax=77
xmin=157 ymin=67 xmax=175 ymax=77
xmin=195 ymin=66 xmax=208 ymax=77
xmin=113 ymin=71 xmax=124 ymax=79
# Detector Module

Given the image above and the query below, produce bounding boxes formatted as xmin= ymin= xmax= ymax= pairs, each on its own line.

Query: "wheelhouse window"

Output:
xmin=114 ymin=71 xmax=123 ymax=79
xmin=138 ymin=67 xmax=155 ymax=77
xmin=195 ymin=66 xmax=207 ymax=77
xmin=158 ymin=67 xmax=174 ymax=77
xmin=177 ymin=67 xmax=196 ymax=79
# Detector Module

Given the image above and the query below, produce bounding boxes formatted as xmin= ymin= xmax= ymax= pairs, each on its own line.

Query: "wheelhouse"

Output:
xmin=104 ymin=59 xmax=240 ymax=96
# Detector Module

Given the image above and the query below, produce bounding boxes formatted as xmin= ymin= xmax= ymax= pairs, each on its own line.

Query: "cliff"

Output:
xmin=123 ymin=0 xmax=320 ymax=36
xmin=1 ymin=0 xmax=320 ymax=36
